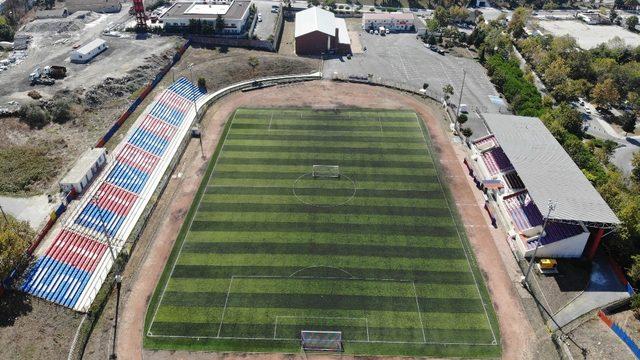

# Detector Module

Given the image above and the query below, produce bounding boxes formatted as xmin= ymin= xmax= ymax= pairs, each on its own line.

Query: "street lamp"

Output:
xmin=521 ymin=200 xmax=556 ymax=288
xmin=110 ymin=273 xmax=123 ymax=360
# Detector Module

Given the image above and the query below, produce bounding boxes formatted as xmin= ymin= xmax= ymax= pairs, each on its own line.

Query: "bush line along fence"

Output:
xmin=598 ymin=310 xmax=640 ymax=359
xmin=0 ymin=40 xmax=192 ymax=294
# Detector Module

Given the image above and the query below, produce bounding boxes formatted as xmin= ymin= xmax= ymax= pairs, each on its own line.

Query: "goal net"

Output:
xmin=301 ymin=330 xmax=343 ymax=352
xmin=312 ymin=165 xmax=340 ymax=179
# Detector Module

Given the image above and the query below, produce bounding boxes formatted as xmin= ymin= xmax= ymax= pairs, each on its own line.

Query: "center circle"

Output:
xmin=293 ymin=173 xmax=357 ymax=207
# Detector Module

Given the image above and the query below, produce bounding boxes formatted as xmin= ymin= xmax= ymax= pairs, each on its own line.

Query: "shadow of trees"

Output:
xmin=0 ymin=290 xmax=33 ymax=327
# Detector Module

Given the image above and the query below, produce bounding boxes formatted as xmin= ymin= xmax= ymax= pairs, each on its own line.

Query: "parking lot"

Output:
xmin=324 ymin=33 xmax=505 ymax=139
xmin=537 ymin=20 xmax=640 ymax=49
xmin=253 ymin=0 xmax=279 ymax=41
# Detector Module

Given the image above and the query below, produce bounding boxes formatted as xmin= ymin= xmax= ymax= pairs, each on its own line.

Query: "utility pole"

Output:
xmin=455 ymin=69 xmax=466 ymax=133
xmin=0 ymin=204 xmax=8 ymax=224
xmin=521 ymin=199 xmax=556 ymax=288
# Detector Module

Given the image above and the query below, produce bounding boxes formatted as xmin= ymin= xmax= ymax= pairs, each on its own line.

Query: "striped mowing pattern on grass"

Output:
xmin=145 ymin=109 xmax=500 ymax=357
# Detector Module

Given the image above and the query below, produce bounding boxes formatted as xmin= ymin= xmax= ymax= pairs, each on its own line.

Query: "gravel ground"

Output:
xmin=563 ymin=312 xmax=635 ymax=360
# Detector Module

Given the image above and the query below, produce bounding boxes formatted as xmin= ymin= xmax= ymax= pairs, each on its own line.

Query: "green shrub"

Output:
xmin=19 ymin=103 xmax=50 ymax=129
xmin=50 ymin=101 xmax=72 ymax=124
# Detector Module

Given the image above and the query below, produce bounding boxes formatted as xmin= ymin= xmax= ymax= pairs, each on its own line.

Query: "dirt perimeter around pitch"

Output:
xmin=115 ymin=80 xmax=534 ymax=360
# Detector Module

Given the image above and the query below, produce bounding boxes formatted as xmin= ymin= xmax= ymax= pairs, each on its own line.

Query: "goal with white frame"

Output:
xmin=312 ymin=165 xmax=340 ymax=179
xmin=301 ymin=330 xmax=343 ymax=352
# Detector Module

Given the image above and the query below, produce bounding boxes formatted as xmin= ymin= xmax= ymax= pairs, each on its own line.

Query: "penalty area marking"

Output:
xmin=273 ymin=316 xmax=368 ymax=340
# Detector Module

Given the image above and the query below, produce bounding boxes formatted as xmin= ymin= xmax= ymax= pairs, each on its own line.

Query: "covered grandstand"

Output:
xmin=20 ymin=78 xmax=206 ymax=312
xmin=469 ymin=114 xmax=619 ymax=259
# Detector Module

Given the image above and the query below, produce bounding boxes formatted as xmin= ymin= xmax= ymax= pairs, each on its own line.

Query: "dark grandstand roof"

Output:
xmin=482 ymin=113 xmax=619 ymax=226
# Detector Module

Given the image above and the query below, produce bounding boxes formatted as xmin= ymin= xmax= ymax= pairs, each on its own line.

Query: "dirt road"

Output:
xmin=113 ymin=81 xmax=534 ymax=360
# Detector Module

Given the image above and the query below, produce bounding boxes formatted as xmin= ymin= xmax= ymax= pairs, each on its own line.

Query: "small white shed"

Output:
xmin=70 ymin=39 xmax=108 ymax=63
xmin=59 ymin=148 xmax=107 ymax=194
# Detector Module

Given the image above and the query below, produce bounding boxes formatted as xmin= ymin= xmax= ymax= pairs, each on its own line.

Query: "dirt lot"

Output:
xmin=564 ymin=311 xmax=635 ymax=359
xmin=0 ymin=47 xmax=179 ymax=196
xmin=278 ymin=19 xmax=296 ymax=56
xmin=0 ymin=290 xmax=83 ymax=360
xmin=85 ymin=80 xmax=538 ymax=360
xmin=179 ymin=45 xmax=320 ymax=91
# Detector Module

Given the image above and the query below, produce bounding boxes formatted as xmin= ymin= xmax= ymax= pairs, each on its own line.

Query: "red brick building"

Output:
xmin=295 ymin=7 xmax=351 ymax=56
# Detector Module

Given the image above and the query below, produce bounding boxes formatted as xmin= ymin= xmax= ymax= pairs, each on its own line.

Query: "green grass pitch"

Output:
xmin=144 ymin=108 xmax=501 ymax=357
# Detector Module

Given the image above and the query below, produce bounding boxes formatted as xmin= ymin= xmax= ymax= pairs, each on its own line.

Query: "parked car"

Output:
xmin=374 ymin=30 xmax=379 ymax=35
xmin=429 ymin=45 xmax=438 ymax=52
xmin=436 ymin=48 xmax=445 ymax=55
xmin=258 ymin=13 xmax=262 ymax=22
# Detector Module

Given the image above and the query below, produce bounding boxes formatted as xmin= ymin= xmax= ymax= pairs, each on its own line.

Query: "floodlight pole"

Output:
xmin=92 ymin=195 xmax=118 ymax=263
xmin=521 ymin=200 xmax=556 ymax=288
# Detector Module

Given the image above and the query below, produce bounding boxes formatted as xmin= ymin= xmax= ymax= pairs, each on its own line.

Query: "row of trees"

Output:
xmin=472 ymin=10 xmax=640 ymax=271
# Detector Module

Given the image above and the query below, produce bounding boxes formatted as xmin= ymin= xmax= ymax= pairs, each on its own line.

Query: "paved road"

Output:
xmin=580 ymin=102 xmax=640 ymax=175
xmin=0 ymin=194 xmax=55 ymax=229
xmin=324 ymin=33 xmax=506 ymax=139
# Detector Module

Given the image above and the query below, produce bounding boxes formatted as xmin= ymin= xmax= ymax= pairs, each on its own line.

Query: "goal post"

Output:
xmin=312 ymin=165 xmax=340 ymax=179
xmin=301 ymin=330 xmax=343 ymax=352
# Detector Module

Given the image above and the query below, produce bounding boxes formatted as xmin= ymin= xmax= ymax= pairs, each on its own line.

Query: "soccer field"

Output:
xmin=144 ymin=108 xmax=501 ymax=357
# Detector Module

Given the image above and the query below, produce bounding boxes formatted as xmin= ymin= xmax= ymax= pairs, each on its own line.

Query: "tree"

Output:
xmin=422 ymin=82 xmax=429 ymax=90
xmin=442 ymin=84 xmax=454 ymax=102
xmin=627 ymin=16 xmax=639 ymax=32
xmin=631 ymin=152 xmax=640 ymax=184
xmin=449 ymin=6 xmax=470 ymax=24
xmin=461 ymin=127 xmax=473 ymax=137
xmin=542 ymin=103 xmax=583 ymax=135
xmin=197 ymin=77 xmax=207 ymax=89
xmin=434 ymin=6 xmax=450 ymax=28
xmin=247 ymin=56 xmax=260 ymax=75
xmin=19 ymin=103 xmax=50 ymax=129
xmin=552 ymin=79 xmax=592 ymax=102
xmin=458 ymin=113 xmax=468 ymax=124
xmin=325 ymin=0 xmax=336 ymax=9
xmin=50 ymin=101 xmax=72 ymax=124
xmin=622 ymin=111 xmax=637 ymax=134
xmin=591 ymin=78 xmax=620 ymax=108
xmin=544 ymin=58 xmax=571 ymax=88
xmin=508 ymin=7 xmax=531 ymax=38
xmin=0 ymin=24 xmax=14 ymax=42
xmin=0 ymin=214 xmax=34 ymax=279
xmin=215 ymin=15 xmax=225 ymax=33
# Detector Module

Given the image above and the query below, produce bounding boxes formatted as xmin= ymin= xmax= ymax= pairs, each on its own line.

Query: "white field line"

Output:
xmin=274 ymin=315 xmax=367 ymax=341
xmin=217 ymin=277 xmax=234 ymax=337
xmin=149 ymin=111 xmax=499 ymax=347
xmin=414 ymin=114 xmax=498 ymax=345
xmin=145 ymin=333 xmax=497 ymax=346
xmin=413 ymin=281 xmax=427 ymax=343
xmin=148 ymin=110 xmax=237 ymax=335
xmin=365 ymin=317 xmax=370 ymax=342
